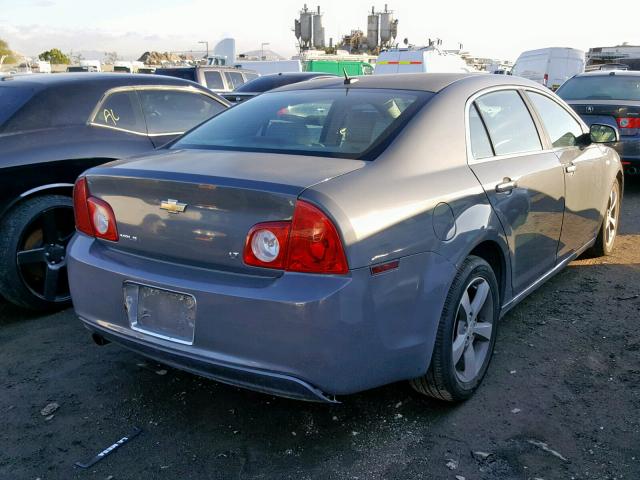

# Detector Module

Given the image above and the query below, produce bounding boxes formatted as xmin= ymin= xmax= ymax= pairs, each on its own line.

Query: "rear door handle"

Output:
xmin=495 ymin=178 xmax=517 ymax=194
xmin=566 ymin=164 xmax=577 ymax=174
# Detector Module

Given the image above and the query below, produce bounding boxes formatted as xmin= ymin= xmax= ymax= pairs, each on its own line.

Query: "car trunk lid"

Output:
xmin=84 ymin=149 xmax=364 ymax=273
xmin=566 ymin=100 xmax=640 ymax=136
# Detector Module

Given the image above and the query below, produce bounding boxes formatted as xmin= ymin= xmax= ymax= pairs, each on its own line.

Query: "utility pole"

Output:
xmin=261 ymin=42 xmax=270 ymax=60
xmin=198 ymin=41 xmax=209 ymax=59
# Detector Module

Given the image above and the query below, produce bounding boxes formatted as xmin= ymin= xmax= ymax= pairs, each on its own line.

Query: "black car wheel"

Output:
xmin=410 ymin=255 xmax=500 ymax=402
xmin=0 ymin=195 xmax=75 ymax=311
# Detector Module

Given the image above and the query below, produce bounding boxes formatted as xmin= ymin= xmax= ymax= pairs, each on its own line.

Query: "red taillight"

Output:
xmin=616 ymin=117 xmax=640 ymax=129
xmin=243 ymin=200 xmax=348 ymax=274
xmin=73 ymin=177 xmax=93 ymax=237
xmin=73 ymin=177 xmax=118 ymax=241
xmin=287 ymin=200 xmax=348 ymax=274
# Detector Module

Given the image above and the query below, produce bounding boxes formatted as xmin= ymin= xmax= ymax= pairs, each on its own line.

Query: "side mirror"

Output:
xmin=590 ymin=123 xmax=619 ymax=144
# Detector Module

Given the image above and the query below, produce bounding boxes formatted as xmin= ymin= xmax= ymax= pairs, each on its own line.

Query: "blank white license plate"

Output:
xmin=124 ymin=283 xmax=196 ymax=345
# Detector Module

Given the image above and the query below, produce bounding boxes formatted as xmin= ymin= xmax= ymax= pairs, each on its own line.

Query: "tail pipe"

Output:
xmin=91 ymin=333 xmax=110 ymax=346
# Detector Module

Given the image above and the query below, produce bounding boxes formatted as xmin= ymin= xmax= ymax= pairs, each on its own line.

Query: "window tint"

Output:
xmin=557 ymin=75 xmax=640 ymax=101
xmin=91 ymin=90 xmax=146 ymax=133
xmin=224 ymin=71 xmax=245 ymax=89
xmin=528 ymin=92 xmax=583 ymax=148
xmin=172 ymin=89 xmax=431 ymax=160
xmin=0 ymin=85 xmax=35 ymax=128
xmin=475 ymin=90 xmax=541 ymax=156
xmin=2 ymin=84 xmax=97 ymax=132
xmin=469 ymin=104 xmax=494 ymax=159
xmin=138 ymin=90 xmax=225 ymax=134
xmin=204 ymin=71 xmax=224 ymax=90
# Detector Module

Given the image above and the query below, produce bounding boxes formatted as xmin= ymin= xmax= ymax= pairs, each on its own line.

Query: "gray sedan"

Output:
xmin=68 ymin=73 xmax=622 ymax=402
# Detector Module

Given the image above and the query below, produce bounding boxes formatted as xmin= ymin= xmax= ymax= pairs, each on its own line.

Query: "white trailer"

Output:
xmin=374 ymin=47 xmax=472 ymax=75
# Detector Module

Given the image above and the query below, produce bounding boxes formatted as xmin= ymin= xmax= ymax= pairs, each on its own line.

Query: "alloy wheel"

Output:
xmin=605 ymin=185 xmax=619 ymax=249
xmin=15 ymin=206 xmax=75 ymax=302
xmin=452 ymin=277 xmax=494 ymax=383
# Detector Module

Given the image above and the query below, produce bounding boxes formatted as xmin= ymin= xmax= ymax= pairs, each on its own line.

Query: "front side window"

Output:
xmin=172 ymin=88 xmax=431 ymax=160
xmin=469 ymin=104 xmax=494 ymax=159
xmin=528 ymin=91 xmax=583 ymax=148
xmin=91 ymin=90 xmax=146 ymax=133
xmin=204 ymin=71 xmax=224 ymax=90
xmin=138 ymin=89 xmax=225 ymax=135
xmin=557 ymin=75 xmax=640 ymax=101
xmin=475 ymin=90 xmax=542 ymax=156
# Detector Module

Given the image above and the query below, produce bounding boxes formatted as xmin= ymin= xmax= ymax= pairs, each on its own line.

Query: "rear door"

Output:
xmin=525 ymin=90 xmax=605 ymax=259
xmin=468 ymin=88 xmax=565 ymax=294
xmin=137 ymin=87 xmax=227 ymax=147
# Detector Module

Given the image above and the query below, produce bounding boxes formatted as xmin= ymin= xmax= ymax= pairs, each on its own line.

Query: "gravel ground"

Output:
xmin=1 ymin=179 xmax=639 ymax=480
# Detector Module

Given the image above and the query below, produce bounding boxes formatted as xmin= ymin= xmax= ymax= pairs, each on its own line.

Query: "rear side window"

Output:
xmin=469 ymin=105 xmax=494 ymax=159
xmin=91 ymin=90 xmax=146 ymax=133
xmin=527 ymin=92 xmax=583 ymax=148
xmin=138 ymin=90 xmax=226 ymax=134
xmin=475 ymin=90 xmax=542 ymax=156
xmin=0 ymin=85 xmax=35 ymax=129
xmin=244 ymin=73 xmax=259 ymax=81
xmin=224 ymin=71 xmax=245 ymax=89
xmin=204 ymin=71 xmax=224 ymax=90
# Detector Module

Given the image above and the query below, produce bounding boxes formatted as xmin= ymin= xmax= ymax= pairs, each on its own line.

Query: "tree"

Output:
xmin=0 ymin=38 xmax=17 ymax=64
xmin=104 ymin=51 xmax=118 ymax=64
xmin=38 ymin=48 xmax=70 ymax=65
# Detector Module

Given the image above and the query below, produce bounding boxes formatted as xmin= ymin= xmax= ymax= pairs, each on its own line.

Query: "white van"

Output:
xmin=374 ymin=47 xmax=472 ymax=75
xmin=512 ymin=48 xmax=584 ymax=90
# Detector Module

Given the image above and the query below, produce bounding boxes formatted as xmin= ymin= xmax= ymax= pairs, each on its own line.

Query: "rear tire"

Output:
xmin=589 ymin=180 xmax=621 ymax=257
xmin=0 ymin=195 xmax=74 ymax=311
xmin=410 ymin=255 xmax=499 ymax=402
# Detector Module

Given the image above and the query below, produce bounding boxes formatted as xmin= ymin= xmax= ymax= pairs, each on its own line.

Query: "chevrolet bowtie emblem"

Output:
xmin=160 ymin=199 xmax=187 ymax=214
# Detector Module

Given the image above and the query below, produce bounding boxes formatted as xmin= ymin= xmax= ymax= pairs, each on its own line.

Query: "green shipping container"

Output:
xmin=305 ymin=60 xmax=374 ymax=76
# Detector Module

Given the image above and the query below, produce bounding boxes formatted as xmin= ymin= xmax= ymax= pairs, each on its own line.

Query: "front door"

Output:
xmin=468 ymin=90 xmax=565 ymax=294
xmin=525 ymin=90 xmax=605 ymax=260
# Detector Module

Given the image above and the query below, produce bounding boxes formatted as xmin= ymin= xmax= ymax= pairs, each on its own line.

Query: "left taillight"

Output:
xmin=73 ymin=177 xmax=118 ymax=242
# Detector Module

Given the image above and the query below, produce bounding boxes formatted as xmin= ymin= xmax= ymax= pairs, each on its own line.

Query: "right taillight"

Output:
xmin=286 ymin=200 xmax=348 ymax=274
xmin=243 ymin=200 xmax=348 ymax=275
xmin=616 ymin=117 xmax=640 ymax=129
xmin=73 ymin=177 xmax=119 ymax=242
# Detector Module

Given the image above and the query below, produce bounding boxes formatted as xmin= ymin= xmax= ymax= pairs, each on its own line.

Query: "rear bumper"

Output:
xmin=610 ymin=139 xmax=640 ymax=163
xmin=68 ymin=234 xmax=454 ymax=399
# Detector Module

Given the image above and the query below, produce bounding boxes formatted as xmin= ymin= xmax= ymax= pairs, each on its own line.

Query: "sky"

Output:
xmin=1 ymin=0 xmax=639 ymax=62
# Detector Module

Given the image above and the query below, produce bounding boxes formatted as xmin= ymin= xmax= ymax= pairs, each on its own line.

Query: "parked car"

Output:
xmin=0 ymin=73 xmax=229 ymax=310
xmin=155 ymin=66 xmax=259 ymax=93
xmin=231 ymin=60 xmax=302 ymax=75
xmin=221 ymin=72 xmax=338 ymax=103
xmin=375 ymin=47 xmax=471 ymax=74
xmin=557 ymin=71 xmax=640 ymax=173
xmin=512 ymin=47 xmax=585 ymax=90
xmin=68 ymin=73 xmax=622 ymax=403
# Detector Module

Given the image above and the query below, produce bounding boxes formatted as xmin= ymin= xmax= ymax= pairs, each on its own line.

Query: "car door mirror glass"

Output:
xmin=590 ymin=123 xmax=619 ymax=143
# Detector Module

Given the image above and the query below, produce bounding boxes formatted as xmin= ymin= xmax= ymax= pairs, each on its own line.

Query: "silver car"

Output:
xmin=68 ymin=73 xmax=622 ymax=402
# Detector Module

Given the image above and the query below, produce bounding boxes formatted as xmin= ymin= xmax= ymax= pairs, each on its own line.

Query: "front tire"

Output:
xmin=0 ymin=195 xmax=75 ymax=311
xmin=589 ymin=180 xmax=621 ymax=257
xmin=410 ymin=255 xmax=500 ymax=402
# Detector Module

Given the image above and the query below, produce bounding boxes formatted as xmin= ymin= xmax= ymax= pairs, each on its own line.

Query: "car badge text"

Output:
xmin=160 ymin=199 xmax=187 ymax=214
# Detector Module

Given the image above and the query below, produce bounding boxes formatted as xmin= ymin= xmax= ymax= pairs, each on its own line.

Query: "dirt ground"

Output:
xmin=1 ymin=179 xmax=639 ymax=480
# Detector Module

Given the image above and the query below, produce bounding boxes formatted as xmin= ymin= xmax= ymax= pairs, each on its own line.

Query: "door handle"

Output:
xmin=565 ymin=164 xmax=577 ymax=174
xmin=495 ymin=178 xmax=517 ymax=194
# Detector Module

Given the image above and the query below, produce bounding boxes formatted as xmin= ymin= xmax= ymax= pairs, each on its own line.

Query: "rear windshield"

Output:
xmin=172 ymin=88 xmax=431 ymax=160
xmin=155 ymin=68 xmax=196 ymax=82
xmin=235 ymin=75 xmax=318 ymax=93
xmin=557 ymin=75 xmax=640 ymax=101
xmin=0 ymin=85 xmax=35 ymax=127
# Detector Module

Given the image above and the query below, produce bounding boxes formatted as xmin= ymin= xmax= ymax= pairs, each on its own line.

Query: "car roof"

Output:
xmin=273 ymin=72 xmax=543 ymax=94
xmin=573 ymin=70 xmax=640 ymax=78
xmin=0 ymin=72 xmax=203 ymax=88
